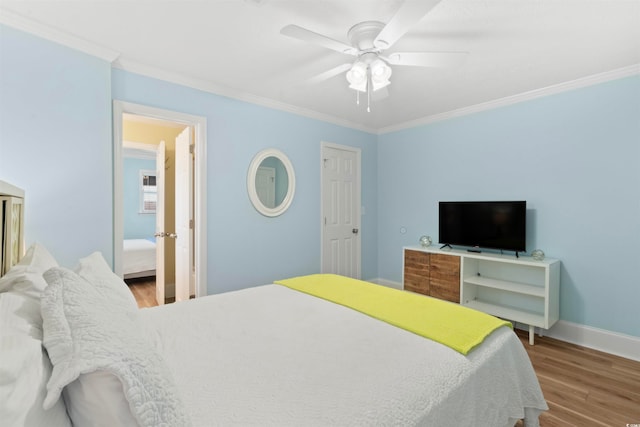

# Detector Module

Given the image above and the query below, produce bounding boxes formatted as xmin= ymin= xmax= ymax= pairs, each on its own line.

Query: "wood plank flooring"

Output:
xmin=127 ymin=281 xmax=640 ymax=425
xmin=514 ymin=329 xmax=640 ymax=426
xmin=126 ymin=277 xmax=159 ymax=308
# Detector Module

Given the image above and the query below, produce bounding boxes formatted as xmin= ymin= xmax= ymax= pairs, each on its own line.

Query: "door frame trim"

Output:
xmin=320 ymin=141 xmax=362 ymax=278
xmin=113 ymin=100 xmax=207 ymax=298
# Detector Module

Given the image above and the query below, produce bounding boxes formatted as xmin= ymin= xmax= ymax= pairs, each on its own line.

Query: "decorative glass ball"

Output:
xmin=419 ymin=235 xmax=432 ymax=248
xmin=531 ymin=249 xmax=545 ymax=261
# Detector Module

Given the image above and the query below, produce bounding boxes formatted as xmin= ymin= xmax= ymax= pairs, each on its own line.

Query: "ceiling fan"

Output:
xmin=280 ymin=0 xmax=467 ymax=110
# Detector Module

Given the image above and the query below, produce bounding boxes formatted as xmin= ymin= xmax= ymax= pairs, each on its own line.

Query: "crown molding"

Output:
xmin=378 ymin=64 xmax=640 ymax=134
xmin=3 ymin=9 xmax=635 ymax=136
xmin=2 ymin=9 xmax=370 ymax=133
xmin=0 ymin=8 xmax=120 ymax=62
xmin=115 ymin=59 xmax=639 ymax=136
xmin=113 ymin=58 xmax=377 ymax=135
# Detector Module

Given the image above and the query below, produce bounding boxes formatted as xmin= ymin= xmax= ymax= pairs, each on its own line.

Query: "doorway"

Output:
xmin=320 ymin=142 xmax=361 ymax=278
xmin=113 ymin=101 xmax=207 ymax=302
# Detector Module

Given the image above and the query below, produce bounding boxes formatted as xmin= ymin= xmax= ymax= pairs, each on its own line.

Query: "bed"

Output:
xmin=1 ymin=246 xmax=548 ymax=427
xmin=0 ymin=183 xmax=547 ymax=426
xmin=123 ymin=238 xmax=156 ymax=279
xmin=142 ymin=280 xmax=547 ymax=426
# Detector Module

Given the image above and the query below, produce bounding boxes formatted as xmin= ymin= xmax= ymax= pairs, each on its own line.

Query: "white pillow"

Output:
xmin=74 ymin=251 xmax=138 ymax=313
xmin=0 ymin=292 xmax=72 ymax=427
xmin=63 ymin=371 xmax=138 ymax=427
xmin=41 ymin=267 xmax=191 ymax=427
xmin=0 ymin=242 xmax=58 ymax=299
xmin=0 ymin=291 xmax=42 ymax=337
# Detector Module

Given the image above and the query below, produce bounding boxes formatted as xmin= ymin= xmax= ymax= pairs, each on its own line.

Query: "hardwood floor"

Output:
xmin=126 ymin=277 xmax=159 ymax=308
xmin=514 ymin=329 xmax=640 ymax=426
xmin=127 ymin=281 xmax=640 ymax=425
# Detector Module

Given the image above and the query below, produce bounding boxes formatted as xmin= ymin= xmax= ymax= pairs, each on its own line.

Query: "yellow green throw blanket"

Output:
xmin=275 ymin=274 xmax=512 ymax=355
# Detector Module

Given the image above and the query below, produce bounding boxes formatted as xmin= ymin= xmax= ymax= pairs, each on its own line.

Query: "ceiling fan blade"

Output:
xmin=374 ymin=0 xmax=443 ymax=50
xmin=281 ymin=25 xmax=357 ymax=56
xmin=305 ymin=63 xmax=353 ymax=85
xmin=386 ymin=51 xmax=468 ymax=67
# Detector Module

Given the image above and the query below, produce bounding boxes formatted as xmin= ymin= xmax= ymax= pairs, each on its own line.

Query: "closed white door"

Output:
xmin=174 ymin=127 xmax=192 ymax=301
xmin=256 ymin=166 xmax=276 ymax=208
xmin=155 ymin=140 xmax=166 ymax=305
xmin=321 ymin=143 xmax=361 ymax=278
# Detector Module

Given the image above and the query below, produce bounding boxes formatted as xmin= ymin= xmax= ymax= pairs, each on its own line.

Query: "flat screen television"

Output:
xmin=439 ymin=201 xmax=526 ymax=253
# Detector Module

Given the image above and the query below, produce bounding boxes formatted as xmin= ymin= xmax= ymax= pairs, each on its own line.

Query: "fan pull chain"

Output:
xmin=367 ymin=77 xmax=371 ymax=113
xmin=356 ymin=90 xmax=360 ymax=106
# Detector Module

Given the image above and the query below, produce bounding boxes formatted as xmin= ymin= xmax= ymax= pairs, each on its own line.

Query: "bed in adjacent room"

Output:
xmin=122 ymin=238 xmax=156 ymax=279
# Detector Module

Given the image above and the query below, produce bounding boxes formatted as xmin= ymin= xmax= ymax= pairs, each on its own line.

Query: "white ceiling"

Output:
xmin=1 ymin=0 xmax=639 ymax=132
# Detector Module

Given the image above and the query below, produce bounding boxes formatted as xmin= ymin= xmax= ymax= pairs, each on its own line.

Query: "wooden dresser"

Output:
xmin=403 ymin=248 xmax=460 ymax=303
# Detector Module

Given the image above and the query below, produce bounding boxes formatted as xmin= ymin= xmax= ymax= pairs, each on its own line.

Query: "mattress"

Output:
xmin=140 ymin=284 xmax=547 ymax=426
xmin=123 ymin=238 xmax=156 ymax=277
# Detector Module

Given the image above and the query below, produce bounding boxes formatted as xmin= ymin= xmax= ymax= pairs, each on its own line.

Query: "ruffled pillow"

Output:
xmin=74 ymin=251 xmax=138 ymax=313
xmin=41 ymin=267 xmax=191 ymax=427
xmin=0 ymin=242 xmax=58 ymax=299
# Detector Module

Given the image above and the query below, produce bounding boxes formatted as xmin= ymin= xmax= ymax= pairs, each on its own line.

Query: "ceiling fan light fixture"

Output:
xmin=371 ymin=77 xmax=391 ymax=92
xmin=370 ymin=59 xmax=392 ymax=91
xmin=349 ymin=81 xmax=368 ymax=92
xmin=346 ymin=61 xmax=367 ymax=83
xmin=346 ymin=61 xmax=368 ymax=92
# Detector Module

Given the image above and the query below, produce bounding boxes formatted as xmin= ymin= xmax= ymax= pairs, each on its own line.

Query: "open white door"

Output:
xmin=174 ymin=127 xmax=192 ymax=301
xmin=113 ymin=101 xmax=207 ymax=300
xmin=321 ymin=143 xmax=361 ymax=278
xmin=155 ymin=141 xmax=166 ymax=305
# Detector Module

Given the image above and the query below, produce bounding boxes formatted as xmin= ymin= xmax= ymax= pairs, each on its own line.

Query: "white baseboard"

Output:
xmin=369 ymin=278 xmax=640 ymax=362
xmin=370 ymin=278 xmax=403 ymax=290
xmin=543 ymin=320 xmax=640 ymax=362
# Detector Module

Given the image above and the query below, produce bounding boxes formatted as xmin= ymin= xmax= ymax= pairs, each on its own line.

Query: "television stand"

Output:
xmin=440 ymin=243 xmax=452 ymax=250
xmin=402 ymin=246 xmax=560 ymax=345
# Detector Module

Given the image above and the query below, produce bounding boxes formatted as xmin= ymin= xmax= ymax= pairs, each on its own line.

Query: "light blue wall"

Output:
xmin=0 ymin=26 xmax=377 ymax=292
xmin=2 ymin=24 xmax=638 ymax=338
xmin=377 ymin=75 xmax=640 ymax=337
xmin=123 ymin=157 xmax=156 ymax=239
xmin=112 ymin=70 xmax=379 ymax=294
xmin=0 ymin=25 xmax=113 ymax=267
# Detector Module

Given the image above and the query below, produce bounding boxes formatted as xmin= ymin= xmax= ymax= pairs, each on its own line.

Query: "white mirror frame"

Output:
xmin=247 ymin=148 xmax=295 ymax=217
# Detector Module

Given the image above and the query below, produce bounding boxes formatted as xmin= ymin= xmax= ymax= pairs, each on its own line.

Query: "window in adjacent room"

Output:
xmin=140 ymin=170 xmax=157 ymax=214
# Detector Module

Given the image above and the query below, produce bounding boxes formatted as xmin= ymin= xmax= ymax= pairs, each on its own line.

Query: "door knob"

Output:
xmin=154 ymin=232 xmax=178 ymax=238
xmin=352 ymin=228 xmax=359 ymax=235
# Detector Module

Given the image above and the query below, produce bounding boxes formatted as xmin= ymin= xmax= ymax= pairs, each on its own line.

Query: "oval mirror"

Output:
xmin=247 ymin=148 xmax=295 ymax=217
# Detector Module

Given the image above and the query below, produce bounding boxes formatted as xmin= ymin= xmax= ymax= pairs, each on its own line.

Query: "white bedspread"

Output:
xmin=140 ymin=284 xmax=547 ymax=426
xmin=123 ymin=239 xmax=156 ymax=276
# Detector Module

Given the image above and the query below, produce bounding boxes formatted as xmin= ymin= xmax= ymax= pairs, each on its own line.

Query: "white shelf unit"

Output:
xmin=461 ymin=252 xmax=560 ymax=345
xmin=404 ymin=246 xmax=560 ymax=345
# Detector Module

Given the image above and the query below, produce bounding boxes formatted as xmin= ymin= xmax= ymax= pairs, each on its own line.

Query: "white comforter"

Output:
xmin=140 ymin=284 xmax=547 ymax=426
xmin=123 ymin=239 xmax=156 ymax=276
